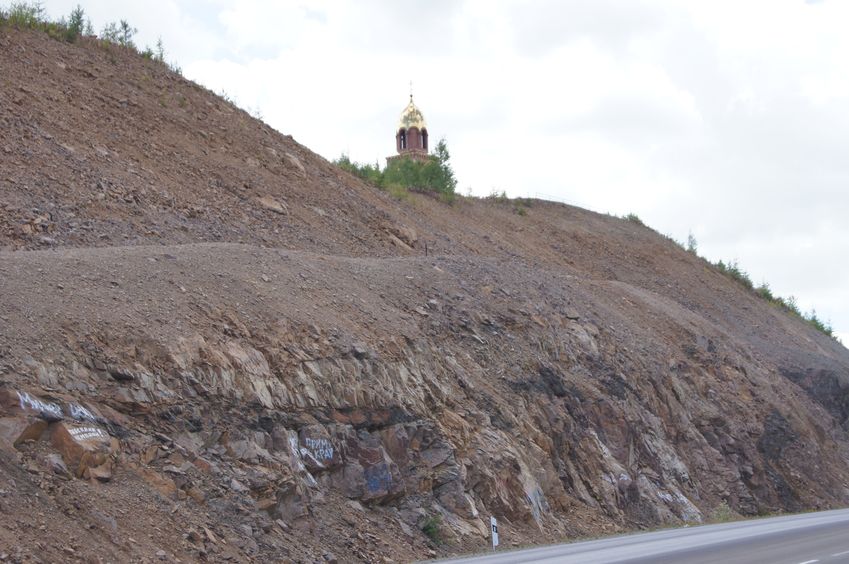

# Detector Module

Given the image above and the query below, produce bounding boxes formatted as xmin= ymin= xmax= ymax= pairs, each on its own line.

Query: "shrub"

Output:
xmin=384 ymin=182 xmax=409 ymax=201
xmin=421 ymin=514 xmax=443 ymax=544
xmin=334 ymin=154 xmax=383 ymax=186
xmin=714 ymin=262 xmax=836 ymax=339
xmin=625 ymin=213 xmax=644 ymax=226
xmin=755 ymin=282 xmax=774 ymax=301
xmin=686 ymin=232 xmax=698 ymax=254
xmin=0 ymin=3 xmax=92 ymax=42
xmin=487 ymin=189 xmax=508 ymax=203
xmin=777 ymin=295 xmax=801 ymax=317
xmin=4 ymin=2 xmax=45 ymax=28
xmin=719 ymin=259 xmax=754 ymax=291
xmin=438 ymin=190 xmax=456 ymax=204
xmin=384 ymin=140 xmax=457 ymax=197
xmin=806 ymin=309 xmax=834 ymax=337
xmin=333 ymin=138 xmax=458 ymax=200
xmin=101 ymin=19 xmax=136 ymax=48
xmin=64 ymin=4 xmax=84 ymax=41
xmin=631 ymin=217 xmax=839 ymax=342
xmin=0 ymin=2 xmax=170 ymax=67
xmin=709 ymin=501 xmax=737 ymax=523
xmin=668 ymin=235 xmax=686 ymax=251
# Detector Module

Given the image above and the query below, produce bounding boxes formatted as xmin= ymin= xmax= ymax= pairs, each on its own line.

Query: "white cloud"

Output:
xmin=38 ymin=0 xmax=849 ymax=340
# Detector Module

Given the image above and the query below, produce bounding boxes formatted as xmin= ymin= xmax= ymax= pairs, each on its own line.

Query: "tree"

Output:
xmin=686 ymin=231 xmax=698 ymax=254
xmin=382 ymin=137 xmax=457 ymax=196
xmin=431 ymin=138 xmax=457 ymax=194
xmin=334 ymin=137 xmax=458 ymax=200
xmin=101 ymin=19 xmax=137 ymax=48
xmin=65 ymin=5 xmax=84 ymax=42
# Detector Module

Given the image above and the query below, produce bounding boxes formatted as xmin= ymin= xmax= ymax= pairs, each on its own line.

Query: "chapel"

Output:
xmin=388 ymin=94 xmax=429 ymax=163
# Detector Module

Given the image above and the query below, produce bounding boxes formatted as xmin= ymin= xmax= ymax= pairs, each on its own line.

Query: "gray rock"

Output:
xmin=230 ymin=478 xmax=249 ymax=494
xmin=45 ymin=453 xmax=70 ymax=478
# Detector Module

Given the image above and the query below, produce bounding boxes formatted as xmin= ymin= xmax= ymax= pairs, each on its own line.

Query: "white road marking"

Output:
xmin=796 ymin=560 xmax=818 ymax=564
xmin=832 ymin=550 xmax=849 ymax=557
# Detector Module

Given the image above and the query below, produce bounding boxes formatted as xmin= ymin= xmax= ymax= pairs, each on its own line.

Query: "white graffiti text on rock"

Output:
xmin=68 ymin=426 xmax=109 ymax=442
xmin=17 ymin=391 xmax=63 ymax=420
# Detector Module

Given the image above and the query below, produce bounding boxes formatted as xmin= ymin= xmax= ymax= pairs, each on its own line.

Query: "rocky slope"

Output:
xmin=2 ymin=27 xmax=849 ymax=563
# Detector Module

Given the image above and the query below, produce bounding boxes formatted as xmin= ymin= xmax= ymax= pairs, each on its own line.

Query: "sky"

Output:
xmin=35 ymin=0 xmax=849 ymax=344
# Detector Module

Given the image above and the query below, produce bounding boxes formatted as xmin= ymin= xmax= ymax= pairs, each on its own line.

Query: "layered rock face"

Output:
xmin=2 ymin=28 xmax=849 ymax=563
xmin=2 ymin=245 xmax=848 ymax=561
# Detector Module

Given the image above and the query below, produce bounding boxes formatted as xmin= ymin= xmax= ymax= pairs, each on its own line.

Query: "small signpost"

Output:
xmin=490 ymin=516 xmax=499 ymax=550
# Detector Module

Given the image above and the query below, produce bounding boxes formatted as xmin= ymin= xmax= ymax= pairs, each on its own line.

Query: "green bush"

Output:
xmin=100 ymin=19 xmax=136 ymax=48
xmin=487 ymin=189 xmax=508 ymax=203
xmin=142 ymin=37 xmax=170 ymax=67
xmin=384 ymin=182 xmax=409 ymax=201
xmin=0 ymin=2 xmax=179 ymax=73
xmin=3 ymin=2 xmax=44 ymax=28
xmin=715 ymin=259 xmax=754 ymax=291
xmin=686 ymin=232 xmax=698 ymax=254
xmin=64 ymin=4 xmax=84 ymax=41
xmin=709 ymin=501 xmax=737 ymax=523
xmin=628 ymin=217 xmax=838 ymax=342
xmin=421 ymin=514 xmax=443 ymax=544
xmin=333 ymin=138 xmax=458 ymax=200
xmin=806 ymin=309 xmax=834 ymax=337
xmin=755 ymin=282 xmax=774 ymax=301
xmin=0 ymin=2 xmax=90 ymax=42
xmin=625 ymin=213 xmax=645 ymax=226
xmin=714 ymin=260 xmax=835 ymax=338
xmin=334 ymin=154 xmax=383 ymax=186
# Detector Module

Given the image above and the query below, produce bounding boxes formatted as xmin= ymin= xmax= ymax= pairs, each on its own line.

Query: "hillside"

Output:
xmin=2 ymin=27 xmax=849 ymax=563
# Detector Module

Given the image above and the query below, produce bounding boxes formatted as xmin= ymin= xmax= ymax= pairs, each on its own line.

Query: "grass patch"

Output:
xmin=487 ymin=189 xmax=509 ymax=204
xmin=421 ymin=514 xmax=443 ymax=545
xmin=384 ymin=182 xmax=409 ymax=201
xmin=708 ymin=501 xmax=739 ymax=523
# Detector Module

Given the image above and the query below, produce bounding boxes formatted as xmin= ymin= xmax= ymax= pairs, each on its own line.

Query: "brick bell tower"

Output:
xmin=388 ymin=93 xmax=429 ymax=164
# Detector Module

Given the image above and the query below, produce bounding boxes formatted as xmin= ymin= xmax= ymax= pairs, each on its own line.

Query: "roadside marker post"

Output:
xmin=490 ymin=516 xmax=499 ymax=550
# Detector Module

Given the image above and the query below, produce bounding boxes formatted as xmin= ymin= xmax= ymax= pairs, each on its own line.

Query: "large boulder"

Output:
xmin=0 ymin=388 xmax=62 ymax=449
xmin=50 ymin=421 xmax=118 ymax=479
xmin=298 ymin=425 xmax=341 ymax=473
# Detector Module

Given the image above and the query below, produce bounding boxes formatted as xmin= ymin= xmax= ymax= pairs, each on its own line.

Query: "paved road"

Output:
xmin=437 ymin=509 xmax=849 ymax=563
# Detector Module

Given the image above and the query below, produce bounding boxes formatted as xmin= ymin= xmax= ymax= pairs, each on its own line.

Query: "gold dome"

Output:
xmin=398 ymin=95 xmax=427 ymax=131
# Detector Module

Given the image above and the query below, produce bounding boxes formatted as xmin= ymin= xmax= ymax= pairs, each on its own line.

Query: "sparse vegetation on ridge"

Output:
xmin=334 ymin=138 xmax=458 ymax=202
xmin=0 ymin=2 xmax=179 ymax=73
xmin=625 ymin=214 xmax=837 ymax=340
xmin=625 ymin=213 xmax=645 ymax=226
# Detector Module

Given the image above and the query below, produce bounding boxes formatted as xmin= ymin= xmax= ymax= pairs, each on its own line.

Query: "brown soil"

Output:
xmin=2 ymin=27 xmax=849 ymax=564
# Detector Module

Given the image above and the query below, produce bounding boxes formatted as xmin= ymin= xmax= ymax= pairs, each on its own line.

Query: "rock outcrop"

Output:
xmin=2 ymin=26 xmax=849 ymax=563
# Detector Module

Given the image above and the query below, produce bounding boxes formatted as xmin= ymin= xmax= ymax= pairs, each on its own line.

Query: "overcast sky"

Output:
xmin=37 ymin=0 xmax=849 ymax=343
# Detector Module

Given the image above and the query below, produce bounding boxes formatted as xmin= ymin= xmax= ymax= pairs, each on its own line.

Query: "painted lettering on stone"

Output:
xmin=68 ymin=426 xmax=109 ymax=442
xmin=364 ymin=463 xmax=392 ymax=493
xmin=287 ymin=432 xmax=317 ymax=486
xmin=304 ymin=437 xmax=334 ymax=461
xmin=17 ymin=391 xmax=63 ymax=420
xmin=66 ymin=403 xmax=97 ymax=423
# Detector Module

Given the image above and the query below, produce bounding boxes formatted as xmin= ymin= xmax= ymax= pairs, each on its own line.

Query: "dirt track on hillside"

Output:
xmin=2 ymin=27 xmax=849 ymax=563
